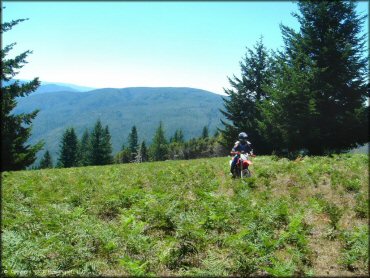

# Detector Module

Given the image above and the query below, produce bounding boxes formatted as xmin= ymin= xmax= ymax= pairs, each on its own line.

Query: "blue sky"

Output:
xmin=3 ymin=1 xmax=369 ymax=94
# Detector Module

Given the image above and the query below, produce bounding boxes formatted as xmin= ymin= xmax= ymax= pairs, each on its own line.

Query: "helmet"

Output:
xmin=238 ymin=132 xmax=248 ymax=143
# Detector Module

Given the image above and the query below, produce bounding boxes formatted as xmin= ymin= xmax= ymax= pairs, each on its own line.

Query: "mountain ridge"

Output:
xmin=12 ymin=85 xmax=227 ymax=164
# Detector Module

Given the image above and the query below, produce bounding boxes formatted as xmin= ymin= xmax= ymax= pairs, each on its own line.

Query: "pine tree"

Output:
xmin=89 ymin=119 xmax=105 ymax=165
xmin=1 ymin=18 xmax=43 ymax=171
xmin=149 ymin=121 xmax=168 ymax=161
xmin=102 ymin=125 xmax=113 ymax=164
xmin=39 ymin=150 xmax=53 ymax=169
xmin=265 ymin=0 xmax=369 ymax=155
xmin=57 ymin=128 xmax=79 ymax=168
xmin=89 ymin=120 xmax=113 ymax=165
xmin=77 ymin=129 xmax=90 ymax=166
xmin=170 ymin=129 xmax=184 ymax=143
xmin=128 ymin=125 xmax=139 ymax=161
xmin=137 ymin=140 xmax=148 ymax=162
xmin=201 ymin=126 xmax=209 ymax=139
xmin=220 ymin=38 xmax=274 ymax=154
xmin=262 ymin=49 xmax=318 ymax=154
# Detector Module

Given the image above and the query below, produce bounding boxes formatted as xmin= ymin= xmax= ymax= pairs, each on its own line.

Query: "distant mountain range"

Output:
xmin=34 ymin=81 xmax=96 ymax=93
xmin=11 ymin=82 xmax=226 ymax=164
xmin=4 ymin=79 xmax=96 ymax=94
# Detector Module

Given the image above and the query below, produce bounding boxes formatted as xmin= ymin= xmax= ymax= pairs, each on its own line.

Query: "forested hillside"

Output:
xmin=13 ymin=87 xmax=225 ymax=162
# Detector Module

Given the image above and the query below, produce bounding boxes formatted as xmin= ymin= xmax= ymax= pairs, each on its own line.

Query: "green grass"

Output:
xmin=2 ymin=154 xmax=368 ymax=276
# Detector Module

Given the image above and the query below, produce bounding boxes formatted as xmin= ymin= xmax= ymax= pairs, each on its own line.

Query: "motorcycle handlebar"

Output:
xmin=230 ymin=151 xmax=256 ymax=156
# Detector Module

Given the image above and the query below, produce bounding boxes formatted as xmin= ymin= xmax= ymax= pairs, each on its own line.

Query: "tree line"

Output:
xmin=219 ymin=1 xmax=368 ymax=157
xmin=1 ymin=1 xmax=368 ymax=171
xmin=37 ymin=121 xmax=226 ymax=169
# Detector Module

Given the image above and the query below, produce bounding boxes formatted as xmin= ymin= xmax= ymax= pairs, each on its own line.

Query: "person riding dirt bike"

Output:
xmin=230 ymin=132 xmax=254 ymax=176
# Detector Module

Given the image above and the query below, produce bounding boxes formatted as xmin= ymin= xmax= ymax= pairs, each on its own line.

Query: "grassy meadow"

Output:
xmin=2 ymin=154 xmax=369 ymax=276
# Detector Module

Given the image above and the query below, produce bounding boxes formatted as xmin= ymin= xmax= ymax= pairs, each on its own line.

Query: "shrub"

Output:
xmin=341 ymin=225 xmax=368 ymax=271
xmin=354 ymin=192 xmax=368 ymax=219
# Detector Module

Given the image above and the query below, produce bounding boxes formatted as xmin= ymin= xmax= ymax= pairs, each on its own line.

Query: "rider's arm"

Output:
xmin=231 ymin=142 xmax=240 ymax=155
xmin=247 ymin=141 xmax=253 ymax=155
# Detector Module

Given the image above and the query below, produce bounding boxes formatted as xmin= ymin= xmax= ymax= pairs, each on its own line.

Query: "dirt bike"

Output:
xmin=229 ymin=151 xmax=255 ymax=178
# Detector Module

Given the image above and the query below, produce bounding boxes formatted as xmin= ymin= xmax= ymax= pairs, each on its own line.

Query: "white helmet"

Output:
xmin=238 ymin=132 xmax=248 ymax=143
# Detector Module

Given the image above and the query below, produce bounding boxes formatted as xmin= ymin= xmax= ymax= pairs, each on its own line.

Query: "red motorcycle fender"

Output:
xmin=242 ymin=160 xmax=252 ymax=167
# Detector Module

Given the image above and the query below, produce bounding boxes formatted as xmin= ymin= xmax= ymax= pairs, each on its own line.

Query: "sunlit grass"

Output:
xmin=2 ymin=154 xmax=368 ymax=276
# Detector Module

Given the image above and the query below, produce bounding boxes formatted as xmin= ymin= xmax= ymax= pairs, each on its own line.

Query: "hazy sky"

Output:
xmin=3 ymin=1 xmax=369 ymax=94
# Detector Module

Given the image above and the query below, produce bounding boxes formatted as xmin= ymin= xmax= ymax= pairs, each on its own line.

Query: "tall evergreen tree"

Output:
xmin=102 ymin=125 xmax=113 ymax=164
xmin=89 ymin=120 xmax=113 ymax=165
xmin=265 ymin=0 xmax=369 ymax=155
xmin=39 ymin=150 xmax=53 ymax=169
xmin=57 ymin=128 xmax=79 ymax=168
xmin=89 ymin=119 xmax=105 ymax=165
xmin=1 ymin=18 xmax=43 ymax=171
xmin=202 ymin=126 xmax=209 ymax=139
xmin=128 ymin=125 xmax=139 ymax=161
xmin=150 ymin=121 xmax=168 ymax=161
xmin=77 ymin=129 xmax=90 ymax=166
xmin=220 ymin=37 xmax=274 ymax=154
xmin=137 ymin=140 xmax=148 ymax=162
xmin=261 ymin=48 xmax=317 ymax=154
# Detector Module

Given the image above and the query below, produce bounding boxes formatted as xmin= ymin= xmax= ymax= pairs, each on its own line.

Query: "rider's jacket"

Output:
xmin=232 ymin=141 xmax=253 ymax=154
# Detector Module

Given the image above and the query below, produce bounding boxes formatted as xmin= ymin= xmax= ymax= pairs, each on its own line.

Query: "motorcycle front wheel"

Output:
xmin=232 ymin=168 xmax=251 ymax=178
xmin=242 ymin=169 xmax=251 ymax=178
